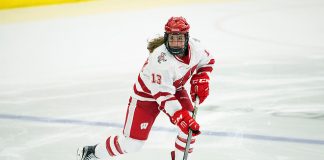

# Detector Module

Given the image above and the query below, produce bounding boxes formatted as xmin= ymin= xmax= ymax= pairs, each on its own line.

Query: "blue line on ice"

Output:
xmin=1 ymin=113 xmax=324 ymax=145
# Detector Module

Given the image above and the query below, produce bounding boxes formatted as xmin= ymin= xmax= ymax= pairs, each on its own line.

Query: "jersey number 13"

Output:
xmin=152 ymin=73 xmax=162 ymax=84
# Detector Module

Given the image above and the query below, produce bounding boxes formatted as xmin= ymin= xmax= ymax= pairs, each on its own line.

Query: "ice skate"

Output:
xmin=77 ymin=145 xmax=98 ymax=160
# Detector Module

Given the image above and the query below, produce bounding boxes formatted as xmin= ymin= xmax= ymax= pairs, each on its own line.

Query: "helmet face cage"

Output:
xmin=164 ymin=32 xmax=189 ymax=55
xmin=164 ymin=16 xmax=190 ymax=55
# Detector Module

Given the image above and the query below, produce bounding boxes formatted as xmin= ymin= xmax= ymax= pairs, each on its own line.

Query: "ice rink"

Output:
xmin=1 ymin=0 xmax=324 ymax=159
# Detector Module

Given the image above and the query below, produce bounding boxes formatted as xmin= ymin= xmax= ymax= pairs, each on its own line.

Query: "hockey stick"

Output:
xmin=183 ymin=96 xmax=199 ymax=160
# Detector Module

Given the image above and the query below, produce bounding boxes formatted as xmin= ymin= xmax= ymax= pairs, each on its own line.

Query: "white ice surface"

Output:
xmin=0 ymin=0 xmax=324 ymax=160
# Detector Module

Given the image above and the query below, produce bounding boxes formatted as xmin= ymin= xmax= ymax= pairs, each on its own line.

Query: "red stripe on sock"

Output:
xmin=175 ymin=143 xmax=193 ymax=153
xmin=114 ymin=136 xmax=124 ymax=154
xmin=177 ymin=136 xmax=196 ymax=144
xmin=106 ymin=137 xmax=115 ymax=156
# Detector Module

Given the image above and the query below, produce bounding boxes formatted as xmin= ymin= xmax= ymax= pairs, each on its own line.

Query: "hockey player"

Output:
xmin=77 ymin=16 xmax=215 ymax=160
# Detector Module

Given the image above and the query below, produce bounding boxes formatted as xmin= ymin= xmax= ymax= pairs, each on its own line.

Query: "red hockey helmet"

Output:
xmin=165 ymin=16 xmax=190 ymax=33
xmin=164 ymin=16 xmax=190 ymax=55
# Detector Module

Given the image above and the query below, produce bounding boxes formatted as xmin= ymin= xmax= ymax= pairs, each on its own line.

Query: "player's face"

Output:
xmin=168 ymin=34 xmax=185 ymax=49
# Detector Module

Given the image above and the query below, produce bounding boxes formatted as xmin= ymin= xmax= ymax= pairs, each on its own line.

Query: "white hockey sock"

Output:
xmin=105 ymin=135 xmax=125 ymax=157
xmin=94 ymin=143 xmax=109 ymax=159
xmin=94 ymin=135 xmax=124 ymax=159
xmin=95 ymin=135 xmax=145 ymax=159
xmin=174 ymin=131 xmax=196 ymax=160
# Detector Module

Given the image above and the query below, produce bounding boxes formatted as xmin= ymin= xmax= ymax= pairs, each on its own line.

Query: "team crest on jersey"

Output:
xmin=141 ymin=123 xmax=149 ymax=130
xmin=158 ymin=52 xmax=167 ymax=64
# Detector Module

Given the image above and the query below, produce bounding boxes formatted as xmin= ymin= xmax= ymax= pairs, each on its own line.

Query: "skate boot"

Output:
xmin=77 ymin=145 xmax=98 ymax=160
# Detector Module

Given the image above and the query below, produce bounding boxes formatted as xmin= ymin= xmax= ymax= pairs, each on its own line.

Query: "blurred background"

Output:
xmin=0 ymin=0 xmax=324 ymax=160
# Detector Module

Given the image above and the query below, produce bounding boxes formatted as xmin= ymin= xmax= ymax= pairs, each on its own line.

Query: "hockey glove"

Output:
xmin=171 ymin=109 xmax=201 ymax=136
xmin=190 ymin=72 xmax=210 ymax=104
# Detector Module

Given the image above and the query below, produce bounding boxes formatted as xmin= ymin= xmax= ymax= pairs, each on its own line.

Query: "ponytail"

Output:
xmin=147 ymin=36 xmax=164 ymax=53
